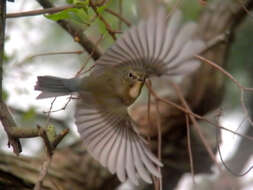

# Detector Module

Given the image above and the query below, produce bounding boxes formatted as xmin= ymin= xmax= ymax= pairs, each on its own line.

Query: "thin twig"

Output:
xmin=34 ymin=155 xmax=52 ymax=190
xmin=33 ymin=125 xmax=69 ymax=190
xmin=90 ymin=1 xmax=117 ymax=40
xmin=46 ymin=97 xmax=57 ymax=127
xmin=0 ymin=102 xmax=22 ymax=155
xmin=185 ymin=114 xmax=195 ymax=185
xmin=198 ymin=0 xmax=207 ymax=6
xmin=15 ymin=50 xmax=83 ymax=67
xmin=38 ymin=125 xmax=53 ymax=156
xmin=92 ymin=0 xmax=108 ymax=7
xmin=43 ymin=96 xmax=80 ymax=114
xmin=195 ymin=55 xmax=253 ymax=91
xmin=147 ymin=79 xmax=152 ymax=142
xmin=147 ymin=80 xmax=163 ymax=190
xmin=240 ymin=89 xmax=253 ymax=128
xmin=0 ymin=103 xmax=69 ymax=189
xmin=146 ymin=80 xmax=253 ymax=141
xmin=105 ymin=8 xmax=131 ymax=27
xmin=52 ymin=128 xmax=69 ymax=148
xmin=216 ymin=120 xmax=253 ymax=176
xmin=37 ymin=0 xmax=102 ymax=61
xmin=6 ymin=5 xmax=74 ymax=18
xmin=167 ymin=0 xmax=184 ymax=19
xmin=154 ymin=97 xmax=162 ymax=190
xmin=118 ymin=0 xmax=123 ymax=29
xmin=34 ymin=124 xmax=69 ymax=190
xmin=196 ymin=55 xmax=253 ymax=130
xmin=146 ymin=80 xmax=159 ymax=189
xmin=0 ymin=0 xmax=5 ymax=101
xmin=237 ymin=0 xmax=253 ymax=18
xmin=75 ymin=34 xmax=104 ymax=77
xmin=29 ymin=50 xmax=83 ymax=57
xmin=169 ymin=81 xmax=223 ymax=172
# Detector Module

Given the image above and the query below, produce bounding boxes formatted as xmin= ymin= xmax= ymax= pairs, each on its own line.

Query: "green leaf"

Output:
xmin=2 ymin=90 xmax=8 ymax=101
xmin=45 ymin=8 xmax=76 ymax=21
xmin=70 ymin=8 xmax=90 ymax=24
xmin=45 ymin=8 xmax=91 ymax=25
xmin=22 ymin=107 xmax=36 ymax=121
xmin=46 ymin=125 xmax=57 ymax=142
xmin=73 ymin=0 xmax=89 ymax=7
xmin=96 ymin=5 xmax=106 ymax=14
xmin=95 ymin=17 xmax=107 ymax=34
xmin=68 ymin=10 xmax=84 ymax=23
xmin=66 ymin=0 xmax=73 ymax=4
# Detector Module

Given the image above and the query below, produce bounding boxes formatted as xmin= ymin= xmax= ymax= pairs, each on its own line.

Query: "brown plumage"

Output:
xmin=35 ymin=8 xmax=206 ymax=185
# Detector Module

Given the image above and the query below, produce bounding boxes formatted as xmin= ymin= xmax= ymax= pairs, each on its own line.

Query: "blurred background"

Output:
xmin=1 ymin=0 xmax=253 ymax=189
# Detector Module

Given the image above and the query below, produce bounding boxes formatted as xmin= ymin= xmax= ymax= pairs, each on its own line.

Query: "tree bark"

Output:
xmin=1 ymin=0 xmax=253 ymax=190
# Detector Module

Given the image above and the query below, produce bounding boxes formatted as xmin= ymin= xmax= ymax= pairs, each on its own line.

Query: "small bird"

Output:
xmin=35 ymin=9 xmax=205 ymax=185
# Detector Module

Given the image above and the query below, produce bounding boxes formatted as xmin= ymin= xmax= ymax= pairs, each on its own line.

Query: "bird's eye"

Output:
xmin=128 ymin=72 xmax=134 ymax=78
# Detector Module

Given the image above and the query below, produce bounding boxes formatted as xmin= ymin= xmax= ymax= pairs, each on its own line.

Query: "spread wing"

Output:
xmin=75 ymin=92 xmax=162 ymax=185
xmin=92 ymin=9 xmax=206 ymax=77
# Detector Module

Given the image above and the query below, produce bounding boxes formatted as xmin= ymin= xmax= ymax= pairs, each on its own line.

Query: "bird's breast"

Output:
xmin=120 ymin=81 xmax=144 ymax=106
xmin=129 ymin=81 xmax=143 ymax=99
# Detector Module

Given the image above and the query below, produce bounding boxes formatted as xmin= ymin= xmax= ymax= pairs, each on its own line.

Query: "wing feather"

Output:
xmin=140 ymin=142 xmax=163 ymax=167
xmin=90 ymin=123 xmax=117 ymax=158
xmin=100 ymin=127 xmax=120 ymax=167
xmin=75 ymin=98 xmax=162 ymax=184
xmin=128 ymin=26 xmax=144 ymax=62
xmin=93 ymin=9 xmax=204 ymax=78
xmin=78 ymin=118 xmax=106 ymax=135
xmin=107 ymin=126 xmax=123 ymax=174
xmin=135 ymin=137 xmax=161 ymax=178
xmin=116 ymin=127 xmax=127 ymax=182
xmin=146 ymin=16 xmax=156 ymax=64
xmin=154 ymin=10 xmax=166 ymax=61
xmin=164 ymin=22 xmax=197 ymax=64
xmin=131 ymin=134 xmax=152 ymax=183
xmin=137 ymin=21 xmax=149 ymax=59
xmin=85 ymin=116 xmax=115 ymax=147
xmin=126 ymin=130 xmax=138 ymax=185
xmin=74 ymin=8 xmax=207 ymax=184
xmin=159 ymin=10 xmax=182 ymax=60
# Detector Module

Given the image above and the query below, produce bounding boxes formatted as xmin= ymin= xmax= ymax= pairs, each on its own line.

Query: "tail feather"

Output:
xmin=35 ymin=76 xmax=80 ymax=99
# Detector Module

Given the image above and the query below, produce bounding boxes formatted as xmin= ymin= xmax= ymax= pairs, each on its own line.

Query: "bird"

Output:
xmin=35 ymin=9 xmax=206 ymax=185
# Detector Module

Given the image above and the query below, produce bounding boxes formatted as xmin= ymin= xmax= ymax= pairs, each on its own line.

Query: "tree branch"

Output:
xmin=0 ymin=1 xmax=23 ymax=153
xmin=0 ymin=0 xmax=6 ymax=100
xmin=6 ymin=5 xmax=74 ymax=18
xmin=0 ymin=102 xmax=22 ymax=155
xmin=1 ymin=0 xmax=253 ymax=189
xmin=6 ymin=6 xmax=131 ymax=27
xmin=36 ymin=0 xmax=102 ymax=61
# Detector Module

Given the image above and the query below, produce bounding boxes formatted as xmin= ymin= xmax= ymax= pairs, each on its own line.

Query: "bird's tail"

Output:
xmin=35 ymin=76 xmax=80 ymax=99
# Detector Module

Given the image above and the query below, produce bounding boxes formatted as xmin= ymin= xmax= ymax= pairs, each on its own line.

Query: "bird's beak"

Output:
xmin=137 ymin=73 xmax=147 ymax=82
xmin=137 ymin=77 xmax=146 ymax=82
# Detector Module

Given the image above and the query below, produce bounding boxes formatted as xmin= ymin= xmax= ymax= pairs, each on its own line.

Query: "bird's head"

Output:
xmin=119 ymin=67 xmax=147 ymax=103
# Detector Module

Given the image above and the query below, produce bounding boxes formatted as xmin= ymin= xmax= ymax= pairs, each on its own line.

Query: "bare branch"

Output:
xmin=36 ymin=0 xmax=102 ymax=61
xmin=118 ymin=0 xmax=123 ymax=29
xmin=0 ymin=0 xmax=5 ymax=101
xmin=52 ymin=128 xmax=69 ymax=148
xmin=169 ymin=82 xmax=222 ymax=172
xmin=6 ymin=5 xmax=74 ymax=18
xmin=89 ymin=1 xmax=117 ymax=40
xmin=185 ymin=114 xmax=195 ymax=185
xmin=146 ymin=81 xmax=253 ymax=141
xmin=105 ymin=8 xmax=131 ymax=27
xmin=75 ymin=34 xmax=104 ymax=77
xmin=0 ymin=102 xmax=22 ymax=155
xmin=34 ymin=155 xmax=52 ymax=190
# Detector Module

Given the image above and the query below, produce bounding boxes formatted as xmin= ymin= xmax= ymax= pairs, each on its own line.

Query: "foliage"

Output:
xmin=45 ymin=8 xmax=92 ymax=25
xmin=21 ymin=107 xmax=36 ymax=121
